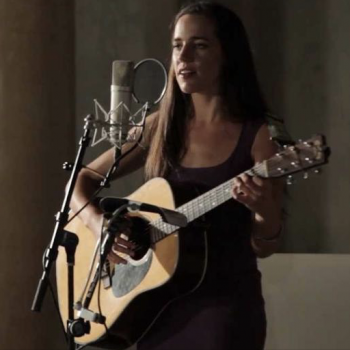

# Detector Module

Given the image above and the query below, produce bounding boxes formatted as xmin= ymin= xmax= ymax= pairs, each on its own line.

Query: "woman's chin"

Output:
xmin=178 ymin=83 xmax=198 ymax=94
xmin=178 ymin=81 xmax=218 ymax=96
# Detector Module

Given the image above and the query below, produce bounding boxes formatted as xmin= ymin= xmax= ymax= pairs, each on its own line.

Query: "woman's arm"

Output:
xmin=232 ymin=123 xmax=284 ymax=258
xmin=70 ymin=112 xmax=157 ymax=263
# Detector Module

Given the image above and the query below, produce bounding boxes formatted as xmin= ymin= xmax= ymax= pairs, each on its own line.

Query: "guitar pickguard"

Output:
xmin=112 ymin=250 xmax=153 ymax=297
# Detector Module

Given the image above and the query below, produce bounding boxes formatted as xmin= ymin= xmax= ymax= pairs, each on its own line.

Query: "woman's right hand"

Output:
xmin=87 ymin=211 xmax=136 ymax=265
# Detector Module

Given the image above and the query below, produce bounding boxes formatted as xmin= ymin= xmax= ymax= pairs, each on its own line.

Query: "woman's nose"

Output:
xmin=179 ymin=44 xmax=193 ymax=62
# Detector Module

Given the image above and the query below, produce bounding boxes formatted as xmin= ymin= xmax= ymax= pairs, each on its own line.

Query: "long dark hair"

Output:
xmin=145 ymin=0 xmax=269 ymax=179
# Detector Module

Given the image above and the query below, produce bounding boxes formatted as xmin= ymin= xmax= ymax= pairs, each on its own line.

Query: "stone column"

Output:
xmin=0 ymin=1 xmax=74 ymax=349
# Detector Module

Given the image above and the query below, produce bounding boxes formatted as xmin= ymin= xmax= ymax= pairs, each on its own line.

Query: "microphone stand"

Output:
xmin=100 ymin=197 xmax=188 ymax=228
xmin=99 ymin=101 xmax=151 ymax=190
xmin=100 ymin=147 xmax=121 ymax=189
xmin=31 ymin=115 xmax=95 ymax=350
xmin=74 ymin=204 xmax=129 ymax=325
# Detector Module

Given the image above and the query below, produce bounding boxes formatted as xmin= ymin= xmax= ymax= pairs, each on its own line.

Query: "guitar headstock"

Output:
xmin=258 ymin=134 xmax=330 ymax=179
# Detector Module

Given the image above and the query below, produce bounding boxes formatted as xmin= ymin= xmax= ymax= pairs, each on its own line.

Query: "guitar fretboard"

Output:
xmin=149 ymin=165 xmax=263 ymax=244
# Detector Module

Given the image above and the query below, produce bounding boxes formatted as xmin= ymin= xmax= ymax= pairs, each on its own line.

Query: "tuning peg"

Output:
xmin=62 ymin=162 xmax=74 ymax=171
xmin=286 ymin=175 xmax=295 ymax=185
xmin=303 ymin=140 xmax=312 ymax=147
xmin=304 ymin=157 xmax=314 ymax=164
xmin=303 ymin=172 xmax=309 ymax=180
xmin=314 ymin=168 xmax=322 ymax=175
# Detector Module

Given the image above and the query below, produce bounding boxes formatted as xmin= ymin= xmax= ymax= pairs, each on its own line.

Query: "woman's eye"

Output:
xmin=172 ymin=44 xmax=182 ymax=50
xmin=195 ymin=43 xmax=207 ymax=49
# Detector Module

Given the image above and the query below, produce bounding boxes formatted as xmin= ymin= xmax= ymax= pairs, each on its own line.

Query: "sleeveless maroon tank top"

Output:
xmin=166 ymin=118 xmax=265 ymax=294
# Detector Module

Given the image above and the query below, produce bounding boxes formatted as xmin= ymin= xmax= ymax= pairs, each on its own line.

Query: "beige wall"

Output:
xmin=260 ymin=254 xmax=350 ymax=350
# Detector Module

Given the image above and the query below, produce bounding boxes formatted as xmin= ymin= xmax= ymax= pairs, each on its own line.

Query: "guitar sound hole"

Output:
xmin=128 ymin=216 xmax=151 ymax=261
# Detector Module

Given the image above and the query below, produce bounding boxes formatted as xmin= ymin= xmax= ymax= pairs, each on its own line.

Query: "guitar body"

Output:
xmin=56 ymin=178 xmax=207 ymax=349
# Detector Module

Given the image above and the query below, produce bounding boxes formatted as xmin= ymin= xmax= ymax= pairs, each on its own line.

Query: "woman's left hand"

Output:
xmin=232 ymin=173 xmax=279 ymax=220
xmin=233 ymin=124 xmax=284 ymax=257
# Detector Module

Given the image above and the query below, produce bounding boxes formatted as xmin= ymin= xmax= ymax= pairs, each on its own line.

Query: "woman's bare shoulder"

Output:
xmin=145 ymin=111 xmax=159 ymax=129
xmin=251 ymin=123 xmax=278 ymax=163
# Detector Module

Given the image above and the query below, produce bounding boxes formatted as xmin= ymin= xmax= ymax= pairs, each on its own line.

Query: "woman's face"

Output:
xmin=172 ymin=14 xmax=224 ymax=95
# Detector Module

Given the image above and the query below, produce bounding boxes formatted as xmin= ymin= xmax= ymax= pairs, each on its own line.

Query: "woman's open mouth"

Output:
xmin=179 ymin=69 xmax=196 ymax=79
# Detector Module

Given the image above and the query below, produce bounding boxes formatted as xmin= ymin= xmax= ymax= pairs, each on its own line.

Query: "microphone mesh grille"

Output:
xmin=112 ymin=60 xmax=134 ymax=86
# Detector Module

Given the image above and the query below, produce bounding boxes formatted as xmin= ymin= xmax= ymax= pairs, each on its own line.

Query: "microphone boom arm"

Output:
xmin=100 ymin=197 xmax=188 ymax=228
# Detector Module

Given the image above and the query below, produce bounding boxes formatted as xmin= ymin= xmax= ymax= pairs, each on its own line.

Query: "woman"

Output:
xmin=71 ymin=1 xmax=283 ymax=349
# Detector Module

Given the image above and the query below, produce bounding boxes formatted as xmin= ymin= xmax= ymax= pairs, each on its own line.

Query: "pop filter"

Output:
xmin=133 ymin=58 xmax=168 ymax=107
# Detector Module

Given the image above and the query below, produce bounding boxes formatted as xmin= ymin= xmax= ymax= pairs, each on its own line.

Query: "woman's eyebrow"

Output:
xmin=173 ymin=36 xmax=210 ymax=42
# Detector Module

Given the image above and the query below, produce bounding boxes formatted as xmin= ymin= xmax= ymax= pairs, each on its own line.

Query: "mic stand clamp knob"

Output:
xmin=68 ymin=318 xmax=91 ymax=338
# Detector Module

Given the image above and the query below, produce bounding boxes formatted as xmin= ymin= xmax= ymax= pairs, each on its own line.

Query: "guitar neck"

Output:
xmin=149 ymin=163 xmax=267 ymax=243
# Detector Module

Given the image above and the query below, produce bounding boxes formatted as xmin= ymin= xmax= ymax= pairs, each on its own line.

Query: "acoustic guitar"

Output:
xmin=56 ymin=135 xmax=330 ymax=349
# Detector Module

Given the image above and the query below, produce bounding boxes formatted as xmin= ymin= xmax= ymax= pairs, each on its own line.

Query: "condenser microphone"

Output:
xmin=91 ymin=58 xmax=167 ymax=149
xmin=110 ymin=60 xmax=134 ymax=148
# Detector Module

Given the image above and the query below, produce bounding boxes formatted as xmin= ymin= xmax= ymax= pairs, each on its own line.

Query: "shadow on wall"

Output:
xmin=232 ymin=0 xmax=330 ymax=253
xmin=276 ymin=0 xmax=329 ymax=253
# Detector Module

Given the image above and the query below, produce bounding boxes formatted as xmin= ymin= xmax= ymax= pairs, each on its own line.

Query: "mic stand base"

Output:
xmin=61 ymin=230 xmax=91 ymax=349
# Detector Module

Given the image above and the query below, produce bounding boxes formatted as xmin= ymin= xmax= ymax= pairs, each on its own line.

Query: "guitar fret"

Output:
xmin=150 ymin=219 xmax=179 ymax=243
xmin=192 ymin=198 xmax=198 ymax=220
